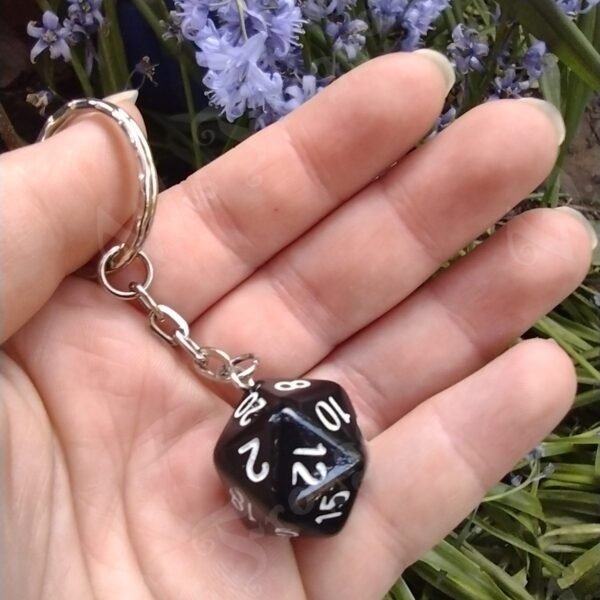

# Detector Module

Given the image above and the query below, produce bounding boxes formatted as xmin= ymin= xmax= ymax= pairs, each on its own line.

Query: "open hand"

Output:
xmin=1 ymin=51 xmax=595 ymax=600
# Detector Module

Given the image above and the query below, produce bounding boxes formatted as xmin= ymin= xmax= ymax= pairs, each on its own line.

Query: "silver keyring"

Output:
xmin=38 ymin=98 xmax=158 ymax=273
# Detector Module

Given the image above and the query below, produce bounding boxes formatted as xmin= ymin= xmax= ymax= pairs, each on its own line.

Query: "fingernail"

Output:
xmin=555 ymin=206 xmax=598 ymax=250
xmin=413 ymin=49 xmax=456 ymax=96
xmin=103 ymin=89 xmax=139 ymax=105
xmin=518 ymin=98 xmax=566 ymax=146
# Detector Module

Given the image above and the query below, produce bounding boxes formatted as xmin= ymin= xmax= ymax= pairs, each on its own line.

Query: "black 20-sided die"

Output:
xmin=213 ymin=379 xmax=367 ymax=536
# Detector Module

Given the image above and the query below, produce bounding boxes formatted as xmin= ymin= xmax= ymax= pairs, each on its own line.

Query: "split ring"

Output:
xmin=38 ymin=98 xmax=158 ymax=273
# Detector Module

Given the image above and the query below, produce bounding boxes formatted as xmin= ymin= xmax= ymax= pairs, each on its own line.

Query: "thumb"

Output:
xmin=0 ymin=90 xmax=145 ymax=342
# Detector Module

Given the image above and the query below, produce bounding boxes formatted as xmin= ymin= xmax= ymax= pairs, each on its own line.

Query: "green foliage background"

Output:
xmin=386 ymin=5 xmax=600 ymax=598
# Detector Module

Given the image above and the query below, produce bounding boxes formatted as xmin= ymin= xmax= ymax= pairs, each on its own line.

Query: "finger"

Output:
xmin=139 ymin=51 xmax=451 ymax=316
xmin=0 ymin=91 xmax=143 ymax=342
xmin=187 ymin=99 xmax=563 ymax=398
xmin=296 ymin=339 xmax=577 ymax=600
xmin=309 ymin=207 xmax=594 ymax=438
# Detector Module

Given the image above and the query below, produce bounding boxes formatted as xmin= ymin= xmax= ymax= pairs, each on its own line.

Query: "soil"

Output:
xmin=563 ymin=96 xmax=600 ymax=221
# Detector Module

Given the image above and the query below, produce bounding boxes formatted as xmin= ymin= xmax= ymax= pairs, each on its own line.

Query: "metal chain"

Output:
xmin=98 ymin=244 xmax=258 ymax=390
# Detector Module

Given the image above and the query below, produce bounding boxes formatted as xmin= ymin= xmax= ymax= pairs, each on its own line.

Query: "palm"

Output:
xmin=1 ymin=55 xmax=593 ymax=600
xmin=5 ymin=276 xmax=303 ymax=599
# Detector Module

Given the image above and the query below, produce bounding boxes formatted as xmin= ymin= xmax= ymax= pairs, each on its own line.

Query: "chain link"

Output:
xmin=98 ymin=245 xmax=258 ymax=390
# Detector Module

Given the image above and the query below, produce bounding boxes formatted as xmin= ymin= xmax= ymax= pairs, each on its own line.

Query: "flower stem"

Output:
xmin=452 ymin=0 xmax=464 ymax=24
xmin=443 ymin=8 xmax=457 ymax=31
xmin=98 ymin=32 xmax=120 ymax=93
xmin=0 ymin=102 xmax=26 ymax=149
xmin=70 ymin=52 xmax=95 ymax=97
xmin=356 ymin=0 xmax=378 ymax=58
xmin=35 ymin=0 xmax=52 ymax=11
xmin=97 ymin=0 xmax=130 ymax=93
xmin=131 ymin=0 xmax=199 ymax=77
xmin=131 ymin=0 xmax=164 ymax=38
xmin=180 ymin=62 xmax=204 ymax=168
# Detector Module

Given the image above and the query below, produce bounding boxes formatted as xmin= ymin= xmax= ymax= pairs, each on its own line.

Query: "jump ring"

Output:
xmin=229 ymin=354 xmax=259 ymax=390
xmin=38 ymin=98 xmax=158 ymax=273
xmin=98 ymin=245 xmax=153 ymax=299
xmin=195 ymin=347 xmax=234 ymax=381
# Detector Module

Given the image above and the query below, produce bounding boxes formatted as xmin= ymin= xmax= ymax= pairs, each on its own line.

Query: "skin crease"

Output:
xmin=0 ymin=53 xmax=594 ymax=600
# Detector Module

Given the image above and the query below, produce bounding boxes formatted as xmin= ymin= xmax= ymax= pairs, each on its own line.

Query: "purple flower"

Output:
xmin=523 ymin=40 xmax=547 ymax=81
xmin=264 ymin=0 xmax=305 ymax=59
xmin=26 ymin=89 xmax=56 ymax=116
xmin=302 ymin=0 xmax=356 ymax=21
xmin=367 ymin=0 xmax=449 ymax=50
xmin=434 ymin=105 xmax=456 ymax=131
xmin=67 ymin=0 xmax=104 ymax=33
xmin=63 ymin=2 xmax=105 ymax=75
xmin=492 ymin=67 xmax=530 ymax=99
xmin=402 ymin=0 xmax=450 ymax=50
xmin=130 ymin=55 xmax=160 ymax=88
xmin=27 ymin=11 xmax=71 ymax=62
xmin=367 ymin=0 xmax=398 ymax=34
xmin=557 ymin=0 xmax=600 ymax=14
xmin=218 ymin=0 xmax=304 ymax=62
xmin=448 ymin=24 xmax=489 ymax=74
xmin=161 ymin=11 xmax=185 ymax=42
xmin=197 ymin=31 xmax=284 ymax=120
xmin=174 ymin=0 xmax=306 ymax=123
xmin=582 ymin=0 xmax=600 ymax=11
xmin=173 ymin=0 xmax=212 ymax=41
xmin=251 ymin=74 xmax=324 ymax=128
xmin=326 ymin=16 xmax=368 ymax=60
xmin=283 ymin=74 xmax=321 ymax=111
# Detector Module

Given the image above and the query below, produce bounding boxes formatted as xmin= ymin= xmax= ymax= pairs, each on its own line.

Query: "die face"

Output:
xmin=213 ymin=401 xmax=278 ymax=518
xmin=213 ymin=378 xmax=367 ymax=537
xmin=271 ymin=405 xmax=366 ymax=535
xmin=259 ymin=379 xmax=362 ymax=442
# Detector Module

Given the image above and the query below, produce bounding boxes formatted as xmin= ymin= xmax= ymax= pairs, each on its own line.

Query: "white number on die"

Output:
xmin=234 ymin=391 xmax=267 ymax=426
xmin=292 ymin=461 xmax=327 ymax=486
xmin=274 ymin=380 xmax=311 ymax=392
xmin=275 ymin=527 xmax=299 ymax=538
xmin=314 ymin=491 xmax=351 ymax=524
xmin=238 ymin=437 xmax=270 ymax=483
xmin=228 ymin=487 xmax=256 ymax=522
xmin=315 ymin=396 xmax=352 ymax=432
xmin=293 ymin=443 xmax=326 ymax=457
xmin=291 ymin=444 xmax=328 ymax=486
xmin=229 ymin=486 xmax=246 ymax=512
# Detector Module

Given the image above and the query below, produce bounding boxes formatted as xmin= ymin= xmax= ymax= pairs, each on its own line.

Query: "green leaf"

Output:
xmin=459 ymin=541 xmax=537 ymax=600
xmin=473 ymin=518 xmax=564 ymax=576
xmin=550 ymin=314 xmax=600 ymax=344
xmin=558 ymin=542 xmax=600 ymax=588
xmin=486 ymin=484 xmax=546 ymax=520
xmin=388 ymin=578 xmax=417 ymax=600
xmin=540 ymin=54 xmax=562 ymax=109
xmin=546 ymin=464 xmax=600 ymax=486
xmin=419 ymin=541 xmax=512 ymax=600
xmin=543 ymin=544 xmax=587 ymax=555
xmin=496 ymin=0 xmax=600 ymax=90
xmin=539 ymin=524 xmax=600 ymax=549
xmin=592 ymin=221 xmax=600 ymax=265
